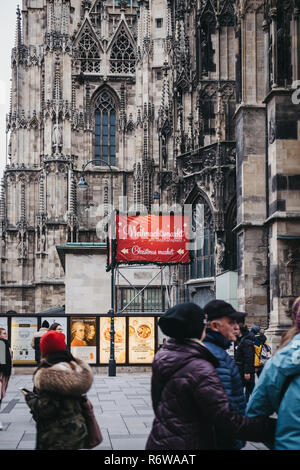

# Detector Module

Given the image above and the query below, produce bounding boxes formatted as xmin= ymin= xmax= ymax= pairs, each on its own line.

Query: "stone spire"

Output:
xmin=15 ymin=5 xmax=22 ymax=49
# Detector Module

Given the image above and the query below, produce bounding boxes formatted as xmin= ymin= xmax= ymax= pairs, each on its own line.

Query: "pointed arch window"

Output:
xmin=94 ymin=90 xmax=117 ymax=166
xmin=191 ymin=199 xmax=215 ymax=279
xmin=110 ymin=26 xmax=136 ymax=74
xmin=78 ymin=24 xmax=101 ymax=73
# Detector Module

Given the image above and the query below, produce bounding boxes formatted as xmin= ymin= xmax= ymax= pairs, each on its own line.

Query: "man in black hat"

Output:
xmin=203 ymin=299 xmax=247 ymax=450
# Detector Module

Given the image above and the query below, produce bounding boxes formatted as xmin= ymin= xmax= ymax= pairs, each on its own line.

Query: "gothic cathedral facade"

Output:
xmin=1 ymin=0 xmax=300 ymax=345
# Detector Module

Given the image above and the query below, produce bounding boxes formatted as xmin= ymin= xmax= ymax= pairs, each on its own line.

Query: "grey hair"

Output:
xmin=207 ymin=319 xmax=222 ymax=329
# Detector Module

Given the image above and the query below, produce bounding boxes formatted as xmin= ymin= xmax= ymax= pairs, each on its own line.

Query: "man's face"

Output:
xmin=210 ymin=316 xmax=239 ymax=342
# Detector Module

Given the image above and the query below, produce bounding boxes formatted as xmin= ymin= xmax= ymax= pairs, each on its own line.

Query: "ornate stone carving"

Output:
xmin=52 ymin=123 xmax=63 ymax=154
xmin=215 ymin=238 xmax=226 ymax=275
xmin=110 ymin=25 xmax=136 ymax=74
xmin=75 ymin=22 xmax=101 ymax=73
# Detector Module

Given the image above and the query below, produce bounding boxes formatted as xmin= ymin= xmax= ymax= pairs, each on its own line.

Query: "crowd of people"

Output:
xmin=146 ymin=296 xmax=300 ymax=451
xmin=0 ymin=297 xmax=300 ymax=450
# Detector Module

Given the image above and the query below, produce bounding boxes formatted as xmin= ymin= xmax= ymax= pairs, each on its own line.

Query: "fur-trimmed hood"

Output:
xmin=34 ymin=358 xmax=93 ymax=397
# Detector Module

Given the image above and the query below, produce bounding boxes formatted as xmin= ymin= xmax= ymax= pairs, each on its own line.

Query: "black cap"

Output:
xmin=158 ymin=302 xmax=206 ymax=340
xmin=203 ymin=300 xmax=247 ymax=322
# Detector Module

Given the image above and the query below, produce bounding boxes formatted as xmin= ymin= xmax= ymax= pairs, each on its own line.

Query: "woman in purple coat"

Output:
xmin=146 ymin=303 xmax=276 ymax=450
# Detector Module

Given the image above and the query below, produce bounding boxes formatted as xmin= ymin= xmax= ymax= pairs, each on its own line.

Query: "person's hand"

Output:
xmin=244 ymin=373 xmax=251 ymax=381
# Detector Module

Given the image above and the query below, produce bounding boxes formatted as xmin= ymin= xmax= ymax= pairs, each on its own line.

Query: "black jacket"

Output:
xmin=235 ymin=332 xmax=255 ymax=375
xmin=0 ymin=339 xmax=12 ymax=377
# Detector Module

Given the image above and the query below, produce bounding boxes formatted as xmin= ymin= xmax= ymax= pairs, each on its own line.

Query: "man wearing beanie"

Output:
xmin=22 ymin=330 xmax=94 ymax=450
xmin=146 ymin=302 xmax=276 ymax=450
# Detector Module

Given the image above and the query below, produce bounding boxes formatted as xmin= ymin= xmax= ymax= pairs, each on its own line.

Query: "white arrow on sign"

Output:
xmin=121 ymin=248 xmax=129 ymax=254
xmin=177 ymin=249 xmax=185 ymax=255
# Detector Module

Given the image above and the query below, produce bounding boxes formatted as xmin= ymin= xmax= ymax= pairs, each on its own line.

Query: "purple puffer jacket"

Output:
xmin=146 ymin=339 xmax=275 ymax=450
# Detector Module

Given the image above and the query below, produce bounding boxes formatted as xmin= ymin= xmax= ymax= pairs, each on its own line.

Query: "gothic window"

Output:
xmin=202 ymin=100 xmax=216 ymax=136
xmin=225 ymin=199 xmax=237 ymax=272
xmin=190 ymin=199 xmax=215 ymax=279
xmin=78 ymin=24 xmax=101 ymax=73
xmin=90 ymin=0 xmax=102 ymax=30
xmin=276 ymin=3 xmax=293 ymax=86
xmin=94 ymin=90 xmax=117 ymax=166
xmin=199 ymin=3 xmax=216 ymax=77
xmin=110 ymin=26 xmax=136 ymax=74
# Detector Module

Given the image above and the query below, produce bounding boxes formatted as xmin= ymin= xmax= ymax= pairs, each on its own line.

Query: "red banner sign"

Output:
xmin=114 ymin=214 xmax=190 ymax=265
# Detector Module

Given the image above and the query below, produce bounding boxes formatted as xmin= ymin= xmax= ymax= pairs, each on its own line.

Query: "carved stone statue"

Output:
xmin=215 ymin=238 xmax=225 ymax=275
xmin=52 ymin=123 xmax=63 ymax=154
xmin=1 ymin=235 xmax=6 ymax=259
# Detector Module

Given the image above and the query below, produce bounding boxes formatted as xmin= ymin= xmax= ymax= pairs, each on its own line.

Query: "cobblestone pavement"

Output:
xmin=0 ymin=372 xmax=268 ymax=451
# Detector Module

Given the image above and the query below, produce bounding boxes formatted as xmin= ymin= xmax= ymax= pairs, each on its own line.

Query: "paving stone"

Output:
xmin=0 ymin=373 xmax=267 ymax=451
xmin=110 ymin=437 xmax=148 ymax=450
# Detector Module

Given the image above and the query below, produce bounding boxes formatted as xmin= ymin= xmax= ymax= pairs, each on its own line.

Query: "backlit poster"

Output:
xmin=70 ymin=317 xmax=97 ymax=364
xmin=99 ymin=317 xmax=126 ymax=364
xmin=11 ymin=317 xmax=37 ymax=364
xmin=128 ymin=317 xmax=155 ymax=364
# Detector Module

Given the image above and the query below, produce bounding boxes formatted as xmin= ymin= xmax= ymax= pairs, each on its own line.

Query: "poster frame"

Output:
xmin=0 ymin=313 xmax=162 ymax=367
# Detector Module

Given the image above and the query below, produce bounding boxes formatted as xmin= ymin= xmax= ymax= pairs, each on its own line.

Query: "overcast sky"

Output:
xmin=0 ymin=0 xmax=20 ymax=180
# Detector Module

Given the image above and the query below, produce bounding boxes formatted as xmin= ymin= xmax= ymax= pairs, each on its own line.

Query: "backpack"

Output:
xmin=260 ymin=343 xmax=272 ymax=365
xmin=254 ymin=344 xmax=262 ymax=367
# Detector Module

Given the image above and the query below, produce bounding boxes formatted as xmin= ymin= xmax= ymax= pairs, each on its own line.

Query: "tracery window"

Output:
xmin=94 ymin=90 xmax=117 ymax=166
xmin=78 ymin=24 xmax=101 ymax=73
xmin=110 ymin=26 xmax=136 ymax=74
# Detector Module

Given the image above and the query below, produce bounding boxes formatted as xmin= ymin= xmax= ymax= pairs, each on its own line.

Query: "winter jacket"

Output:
xmin=0 ymin=339 xmax=12 ymax=378
xmin=146 ymin=338 xmax=276 ymax=450
xmin=246 ymin=332 xmax=300 ymax=450
xmin=25 ymin=357 xmax=93 ymax=450
xmin=31 ymin=327 xmax=49 ymax=362
xmin=31 ymin=327 xmax=49 ymax=349
xmin=235 ymin=331 xmax=255 ymax=375
xmin=204 ymin=329 xmax=247 ymax=449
